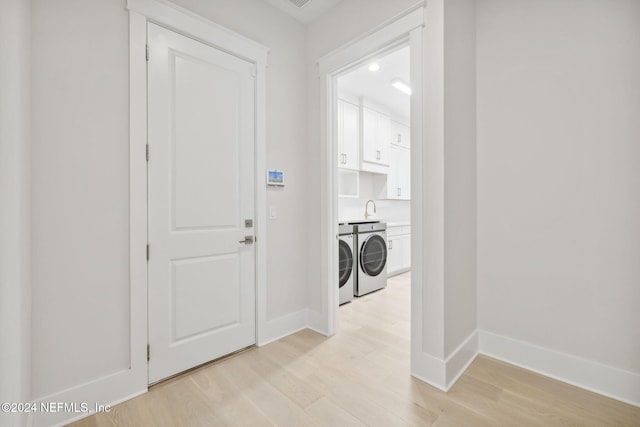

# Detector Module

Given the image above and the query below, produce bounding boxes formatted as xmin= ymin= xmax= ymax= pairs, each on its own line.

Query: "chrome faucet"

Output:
xmin=364 ymin=199 xmax=377 ymax=219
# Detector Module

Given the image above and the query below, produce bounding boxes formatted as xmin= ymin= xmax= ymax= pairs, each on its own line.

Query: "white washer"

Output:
xmin=338 ymin=224 xmax=355 ymax=305
xmin=354 ymin=222 xmax=387 ymax=296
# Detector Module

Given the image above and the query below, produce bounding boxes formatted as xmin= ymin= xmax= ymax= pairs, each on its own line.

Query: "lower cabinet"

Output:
xmin=387 ymin=226 xmax=411 ymax=277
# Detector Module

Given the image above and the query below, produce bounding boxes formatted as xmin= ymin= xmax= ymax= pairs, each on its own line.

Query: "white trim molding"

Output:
xmin=479 ymin=330 xmax=640 ymax=407
xmin=258 ymin=309 xmax=309 ymax=347
xmin=410 ymin=332 xmax=479 ymax=392
xmin=28 ymin=372 xmax=147 ymax=427
xmin=445 ymin=331 xmax=479 ymax=390
xmin=317 ymin=2 xmax=425 ymax=76
xmin=0 ymin=1 xmax=31 ymax=426
xmin=127 ymin=0 xmax=268 ymax=65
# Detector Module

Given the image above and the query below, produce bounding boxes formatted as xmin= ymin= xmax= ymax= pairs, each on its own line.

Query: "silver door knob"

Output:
xmin=239 ymin=236 xmax=254 ymax=244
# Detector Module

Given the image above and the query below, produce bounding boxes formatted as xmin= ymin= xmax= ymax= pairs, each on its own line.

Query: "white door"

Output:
xmin=147 ymin=23 xmax=256 ymax=384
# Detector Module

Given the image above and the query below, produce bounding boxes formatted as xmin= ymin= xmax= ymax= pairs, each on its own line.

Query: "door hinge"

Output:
xmin=147 ymin=344 xmax=150 ymax=361
xmin=146 ymin=244 xmax=149 ymax=261
xmin=146 ymin=44 xmax=149 ymax=61
xmin=146 ymin=144 xmax=149 ymax=161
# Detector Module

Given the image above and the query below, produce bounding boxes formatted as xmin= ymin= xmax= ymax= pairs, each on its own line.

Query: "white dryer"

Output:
xmin=338 ymin=224 xmax=355 ymax=305
xmin=354 ymin=222 xmax=387 ymax=296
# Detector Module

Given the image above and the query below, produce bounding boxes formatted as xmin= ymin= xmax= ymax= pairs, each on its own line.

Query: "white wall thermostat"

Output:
xmin=266 ymin=169 xmax=284 ymax=187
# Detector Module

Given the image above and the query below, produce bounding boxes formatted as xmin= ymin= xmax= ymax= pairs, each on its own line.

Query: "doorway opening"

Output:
xmin=335 ymin=44 xmax=412 ymax=324
xmin=317 ymin=7 xmax=425 ymax=363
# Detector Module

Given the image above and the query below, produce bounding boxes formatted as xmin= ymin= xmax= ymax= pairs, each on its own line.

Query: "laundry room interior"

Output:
xmin=337 ymin=45 xmax=412 ymax=306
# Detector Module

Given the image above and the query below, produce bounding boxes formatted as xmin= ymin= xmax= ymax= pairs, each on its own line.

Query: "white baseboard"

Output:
xmin=28 ymin=369 xmax=146 ymax=427
xmin=306 ymin=308 xmax=331 ymax=336
xmin=410 ymin=349 xmax=447 ymax=391
xmin=445 ymin=330 xmax=479 ymax=390
xmin=257 ymin=309 xmax=308 ymax=347
xmin=410 ymin=330 xmax=479 ymax=392
xmin=478 ymin=330 xmax=640 ymax=407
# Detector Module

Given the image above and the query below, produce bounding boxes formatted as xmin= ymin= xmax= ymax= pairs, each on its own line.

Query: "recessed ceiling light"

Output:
xmin=391 ymin=78 xmax=411 ymax=95
xmin=368 ymin=63 xmax=380 ymax=72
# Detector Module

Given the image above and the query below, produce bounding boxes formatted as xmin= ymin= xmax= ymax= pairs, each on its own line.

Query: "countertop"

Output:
xmin=386 ymin=221 xmax=411 ymax=227
xmin=339 ymin=219 xmax=411 ymax=227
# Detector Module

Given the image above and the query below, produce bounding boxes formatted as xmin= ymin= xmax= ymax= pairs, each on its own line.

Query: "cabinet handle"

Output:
xmin=397 ymin=133 xmax=401 ymax=143
xmin=389 ymin=239 xmax=393 ymax=250
xmin=344 ymin=153 xmax=347 ymax=164
xmin=397 ymin=187 xmax=401 ymax=196
xmin=376 ymin=150 xmax=381 ymax=160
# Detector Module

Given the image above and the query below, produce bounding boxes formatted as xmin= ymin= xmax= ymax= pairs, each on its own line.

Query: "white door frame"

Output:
xmin=127 ymin=0 xmax=269 ymax=385
xmin=316 ymin=2 xmax=427 ymax=361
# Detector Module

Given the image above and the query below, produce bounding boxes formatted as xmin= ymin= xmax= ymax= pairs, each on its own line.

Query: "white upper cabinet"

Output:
xmin=337 ymin=99 xmax=360 ymax=171
xmin=362 ymin=106 xmax=391 ymax=170
xmin=386 ymin=144 xmax=411 ymax=200
xmin=390 ymin=120 xmax=410 ymax=149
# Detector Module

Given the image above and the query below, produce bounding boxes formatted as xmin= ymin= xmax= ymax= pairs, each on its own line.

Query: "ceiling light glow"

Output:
xmin=368 ymin=63 xmax=380 ymax=72
xmin=391 ymin=79 xmax=412 ymax=95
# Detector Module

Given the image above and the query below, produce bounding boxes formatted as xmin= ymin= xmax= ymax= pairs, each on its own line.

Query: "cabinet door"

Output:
xmin=388 ymin=232 xmax=411 ymax=276
xmin=390 ymin=120 xmax=408 ymax=148
xmin=396 ymin=122 xmax=410 ymax=148
xmin=387 ymin=234 xmax=403 ymax=275
xmin=341 ymin=100 xmax=360 ymax=170
xmin=362 ymin=107 xmax=378 ymax=164
xmin=386 ymin=145 xmax=410 ymax=200
xmin=376 ymin=113 xmax=391 ymax=165
xmin=386 ymin=145 xmax=400 ymax=199
xmin=399 ymin=233 xmax=411 ymax=270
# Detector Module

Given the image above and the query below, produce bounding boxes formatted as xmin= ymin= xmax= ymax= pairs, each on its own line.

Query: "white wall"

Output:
xmin=338 ymin=173 xmax=411 ymax=223
xmin=31 ymin=0 xmax=131 ymax=399
xmin=30 ymin=0 xmax=309 ymax=408
xmin=477 ymin=0 xmax=640 ymax=387
xmin=0 ymin=0 xmax=31 ymax=425
xmin=417 ymin=0 xmax=477 ymax=387
xmin=443 ymin=0 xmax=477 ymax=359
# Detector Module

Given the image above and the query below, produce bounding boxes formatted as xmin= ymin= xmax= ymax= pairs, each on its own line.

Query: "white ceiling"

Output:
xmin=263 ymin=0 xmax=344 ymax=24
xmin=338 ymin=46 xmax=411 ymax=120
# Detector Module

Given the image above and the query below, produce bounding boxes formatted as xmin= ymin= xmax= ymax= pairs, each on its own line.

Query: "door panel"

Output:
xmin=173 ymin=53 xmax=240 ymax=230
xmin=172 ymin=255 xmax=240 ymax=341
xmin=147 ymin=23 xmax=256 ymax=384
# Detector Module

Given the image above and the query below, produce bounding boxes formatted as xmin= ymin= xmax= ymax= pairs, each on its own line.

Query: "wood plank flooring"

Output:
xmin=70 ymin=273 xmax=640 ymax=426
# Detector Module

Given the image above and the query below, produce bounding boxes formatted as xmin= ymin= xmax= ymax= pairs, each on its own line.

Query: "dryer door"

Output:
xmin=360 ymin=234 xmax=387 ymax=277
xmin=338 ymin=239 xmax=354 ymax=287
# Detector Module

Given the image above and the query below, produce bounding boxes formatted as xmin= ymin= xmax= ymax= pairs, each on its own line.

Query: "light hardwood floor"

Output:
xmin=70 ymin=272 xmax=640 ymax=426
